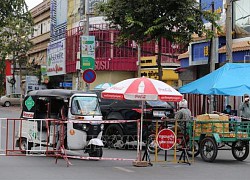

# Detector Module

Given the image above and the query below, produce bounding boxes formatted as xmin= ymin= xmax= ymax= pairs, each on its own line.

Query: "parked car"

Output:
xmin=0 ymin=93 xmax=23 ymax=107
xmin=92 ymin=89 xmax=176 ymax=148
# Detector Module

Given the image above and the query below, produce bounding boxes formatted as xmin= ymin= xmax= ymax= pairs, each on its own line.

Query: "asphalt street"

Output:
xmin=0 ymin=106 xmax=250 ymax=180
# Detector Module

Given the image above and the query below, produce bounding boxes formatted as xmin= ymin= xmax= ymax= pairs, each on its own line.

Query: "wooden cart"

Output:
xmin=187 ymin=114 xmax=250 ymax=162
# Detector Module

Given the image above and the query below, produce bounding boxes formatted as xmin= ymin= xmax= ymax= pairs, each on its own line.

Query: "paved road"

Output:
xmin=0 ymin=106 xmax=250 ymax=180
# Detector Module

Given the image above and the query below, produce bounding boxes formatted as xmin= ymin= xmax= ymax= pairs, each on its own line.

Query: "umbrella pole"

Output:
xmin=139 ymin=101 xmax=144 ymax=161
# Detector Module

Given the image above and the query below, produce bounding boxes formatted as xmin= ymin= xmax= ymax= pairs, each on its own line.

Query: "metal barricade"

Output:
xmin=0 ymin=118 xmax=60 ymax=156
xmin=0 ymin=118 xmax=141 ymax=166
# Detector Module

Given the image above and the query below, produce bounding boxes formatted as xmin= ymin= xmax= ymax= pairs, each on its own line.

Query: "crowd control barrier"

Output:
xmin=0 ymin=117 xmax=196 ymax=166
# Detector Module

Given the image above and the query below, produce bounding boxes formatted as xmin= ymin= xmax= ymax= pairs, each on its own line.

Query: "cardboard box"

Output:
xmin=194 ymin=114 xmax=229 ymax=136
xmin=196 ymin=114 xmax=229 ymax=121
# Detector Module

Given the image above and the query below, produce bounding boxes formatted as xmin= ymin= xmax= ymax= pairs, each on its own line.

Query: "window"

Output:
xmin=234 ymin=0 xmax=250 ymax=35
xmin=40 ymin=23 xmax=43 ymax=34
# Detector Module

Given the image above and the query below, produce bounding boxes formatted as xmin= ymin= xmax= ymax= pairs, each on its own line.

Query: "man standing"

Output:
xmin=175 ymin=99 xmax=192 ymax=133
xmin=239 ymin=94 xmax=250 ymax=121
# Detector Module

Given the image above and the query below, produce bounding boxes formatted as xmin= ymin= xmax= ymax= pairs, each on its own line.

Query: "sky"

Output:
xmin=25 ymin=0 xmax=43 ymax=10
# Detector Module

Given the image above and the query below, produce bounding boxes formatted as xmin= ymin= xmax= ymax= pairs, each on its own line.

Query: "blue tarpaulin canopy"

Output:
xmin=179 ymin=63 xmax=250 ymax=96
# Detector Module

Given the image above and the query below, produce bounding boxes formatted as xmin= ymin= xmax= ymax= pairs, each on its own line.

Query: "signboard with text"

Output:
xmin=25 ymin=76 xmax=47 ymax=94
xmin=47 ymin=39 xmax=66 ymax=76
xmin=81 ymin=36 xmax=95 ymax=70
xmin=157 ymin=129 xmax=176 ymax=150
xmin=50 ymin=0 xmax=67 ymax=41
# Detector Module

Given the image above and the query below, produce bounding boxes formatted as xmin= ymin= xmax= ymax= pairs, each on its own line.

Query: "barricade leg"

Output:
xmin=55 ymin=121 xmax=72 ymax=166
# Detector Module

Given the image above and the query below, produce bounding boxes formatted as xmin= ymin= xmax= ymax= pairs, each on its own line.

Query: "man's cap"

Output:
xmin=244 ymin=93 xmax=249 ymax=97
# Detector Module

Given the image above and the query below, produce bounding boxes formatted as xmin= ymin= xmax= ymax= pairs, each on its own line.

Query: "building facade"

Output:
xmin=45 ymin=0 xmax=181 ymax=90
xmin=177 ymin=0 xmax=250 ymax=115
xmin=178 ymin=0 xmax=250 ymax=85
xmin=29 ymin=0 xmax=51 ymax=69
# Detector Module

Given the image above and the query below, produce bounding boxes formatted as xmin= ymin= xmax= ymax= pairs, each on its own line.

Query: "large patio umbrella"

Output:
xmin=101 ymin=76 xmax=183 ymax=160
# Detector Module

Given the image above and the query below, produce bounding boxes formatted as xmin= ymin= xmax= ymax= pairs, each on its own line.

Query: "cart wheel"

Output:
xmin=186 ymin=140 xmax=200 ymax=157
xmin=232 ymin=141 xmax=249 ymax=161
xmin=200 ymin=137 xmax=218 ymax=162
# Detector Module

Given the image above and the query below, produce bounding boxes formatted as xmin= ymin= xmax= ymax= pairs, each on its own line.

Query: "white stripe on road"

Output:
xmin=114 ymin=167 xmax=134 ymax=173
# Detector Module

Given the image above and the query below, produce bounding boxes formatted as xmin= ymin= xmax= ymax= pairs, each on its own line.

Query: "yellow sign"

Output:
xmin=204 ymin=46 xmax=209 ymax=57
xmin=141 ymin=56 xmax=157 ymax=67
xmin=141 ymin=69 xmax=178 ymax=81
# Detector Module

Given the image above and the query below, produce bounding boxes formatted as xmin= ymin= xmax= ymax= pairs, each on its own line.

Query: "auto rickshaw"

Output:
xmin=16 ymin=89 xmax=104 ymax=157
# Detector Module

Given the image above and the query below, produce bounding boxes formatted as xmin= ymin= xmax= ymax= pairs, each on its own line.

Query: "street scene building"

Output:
xmin=1 ymin=0 xmax=250 ymax=115
xmin=178 ymin=0 xmax=250 ymax=115
xmin=2 ymin=1 xmax=250 ymax=174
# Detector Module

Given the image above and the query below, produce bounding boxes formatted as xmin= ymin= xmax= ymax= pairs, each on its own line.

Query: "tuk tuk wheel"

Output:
xmin=89 ymin=146 xmax=103 ymax=158
xmin=200 ymin=136 xmax=218 ymax=162
xmin=19 ymin=138 xmax=32 ymax=153
xmin=186 ymin=140 xmax=200 ymax=157
xmin=232 ymin=141 xmax=249 ymax=161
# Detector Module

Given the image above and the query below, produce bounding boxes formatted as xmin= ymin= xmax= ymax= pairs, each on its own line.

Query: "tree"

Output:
xmin=97 ymin=0 xmax=219 ymax=80
xmin=0 ymin=0 xmax=33 ymax=95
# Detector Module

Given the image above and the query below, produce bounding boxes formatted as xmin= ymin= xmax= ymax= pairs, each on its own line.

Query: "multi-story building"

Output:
xmin=23 ymin=0 xmax=181 ymax=90
xmin=28 ymin=0 xmax=51 ymax=83
xmin=178 ymin=0 xmax=250 ymax=85
xmin=177 ymin=0 xmax=250 ymax=115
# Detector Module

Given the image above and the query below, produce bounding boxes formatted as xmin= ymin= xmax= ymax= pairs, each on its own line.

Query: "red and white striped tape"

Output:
xmin=0 ymin=118 xmax=140 ymax=124
xmin=66 ymin=155 xmax=136 ymax=161
xmin=66 ymin=119 xmax=140 ymax=124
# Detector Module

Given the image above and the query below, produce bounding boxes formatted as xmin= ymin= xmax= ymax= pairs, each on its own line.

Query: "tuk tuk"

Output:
xmin=16 ymin=89 xmax=104 ymax=157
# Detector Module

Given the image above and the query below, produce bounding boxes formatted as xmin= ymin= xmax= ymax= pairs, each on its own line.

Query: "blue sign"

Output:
xmin=82 ymin=69 xmax=96 ymax=83
xmin=60 ymin=82 xmax=72 ymax=88
xmin=50 ymin=0 xmax=67 ymax=41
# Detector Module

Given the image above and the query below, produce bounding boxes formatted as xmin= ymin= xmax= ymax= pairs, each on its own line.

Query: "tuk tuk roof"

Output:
xmin=27 ymin=89 xmax=97 ymax=98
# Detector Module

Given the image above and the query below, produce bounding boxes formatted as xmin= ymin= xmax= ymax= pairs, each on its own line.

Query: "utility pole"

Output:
xmin=137 ymin=43 xmax=141 ymax=77
xmin=84 ymin=0 xmax=90 ymax=91
xmin=226 ymin=0 xmax=233 ymax=62
xmin=209 ymin=1 xmax=217 ymax=113
xmin=78 ymin=0 xmax=90 ymax=91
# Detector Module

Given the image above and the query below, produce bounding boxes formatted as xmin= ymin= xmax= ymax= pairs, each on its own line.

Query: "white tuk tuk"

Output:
xmin=16 ymin=89 xmax=104 ymax=157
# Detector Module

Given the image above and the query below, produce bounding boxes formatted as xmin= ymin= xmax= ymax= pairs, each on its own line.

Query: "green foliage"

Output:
xmin=0 ymin=0 xmax=33 ymax=94
xmin=98 ymin=0 xmax=219 ymax=44
xmin=97 ymin=0 xmax=219 ymax=80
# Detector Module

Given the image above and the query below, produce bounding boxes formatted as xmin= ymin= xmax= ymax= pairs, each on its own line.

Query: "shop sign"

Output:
xmin=95 ymin=60 xmax=110 ymax=70
xmin=47 ymin=39 xmax=66 ymax=76
xmin=141 ymin=69 xmax=178 ymax=80
xmin=25 ymin=76 xmax=47 ymax=94
xmin=50 ymin=0 xmax=67 ymax=41
xmin=81 ymin=36 xmax=95 ymax=70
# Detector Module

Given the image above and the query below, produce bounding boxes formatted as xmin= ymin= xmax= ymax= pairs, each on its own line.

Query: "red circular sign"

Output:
xmin=156 ymin=129 xmax=176 ymax=150
xmin=82 ymin=69 xmax=96 ymax=83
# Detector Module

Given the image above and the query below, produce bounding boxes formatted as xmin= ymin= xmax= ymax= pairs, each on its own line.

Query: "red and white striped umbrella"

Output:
xmin=101 ymin=77 xmax=182 ymax=162
xmin=101 ymin=76 xmax=183 ymax=102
